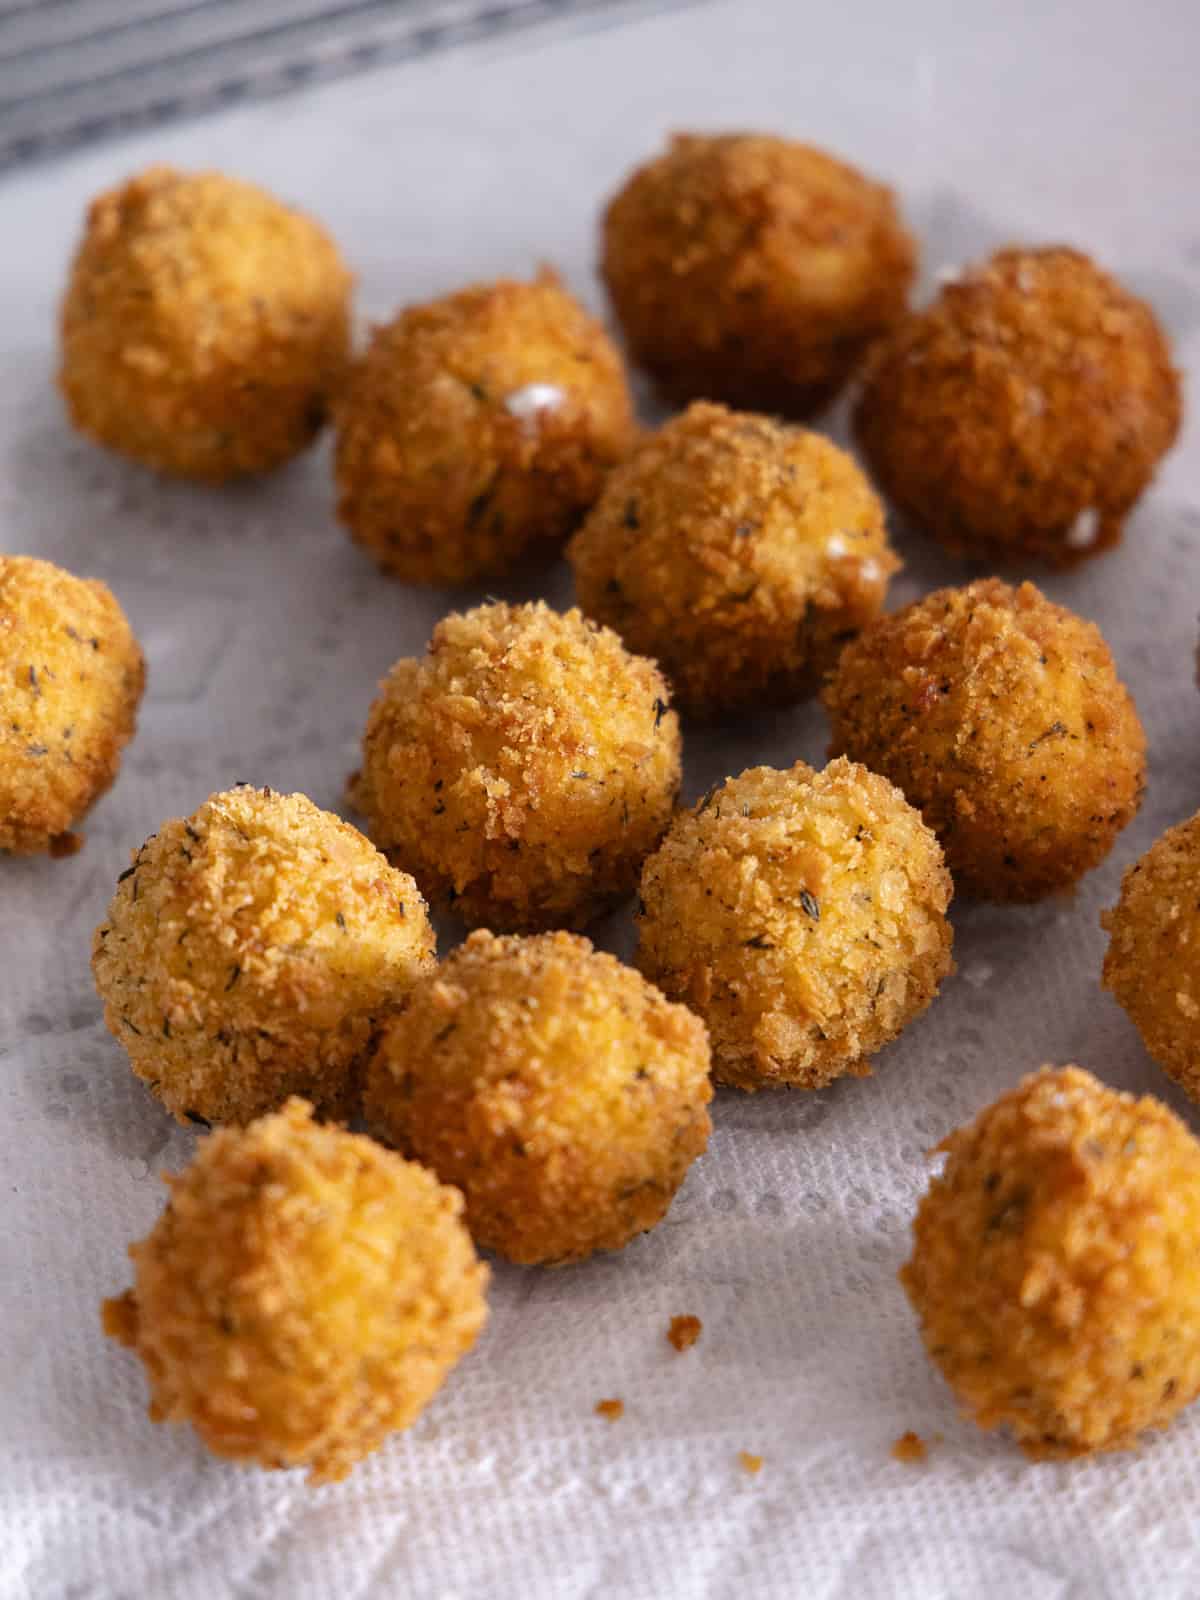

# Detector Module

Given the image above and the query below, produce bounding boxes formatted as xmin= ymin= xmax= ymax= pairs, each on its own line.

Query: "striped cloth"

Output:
xmin=0 ymin=0 xmax=675 ymax=170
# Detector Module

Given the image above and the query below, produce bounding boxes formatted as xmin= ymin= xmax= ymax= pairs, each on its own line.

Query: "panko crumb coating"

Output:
xmin=103 ymin=1098 xmax=487 ymax=1484
xmin=366 ymin=930 xmax=712 ymax=1266
xmin=824 ymin=580 xmax=1145 ymax=902
xmin=1102 ymin=813 xmax=1200 ymax=1101
xmin=334 ymin=271 xmax=636 ymax=584
xmin=901 ymin=1066 xmax=1200 ymax=1458
xmin=855 ymin=246 xmax=1181 ymax=566
xmin=1 ymin=555 xmax=144 ymax=856
xmin=350 ymin=601 xmax=681 ymax=931
xmin=92 ymin=786 xmax=435 ymax=1127
xmin=601 ymin=133 xmax=916 ymax=416
xmin=569 ymin=402 xmax=898 ymax=718
xmin=635 ymin=759 xmax=954 ymax=1091
xmin=60 ymin=166 xmax=352 ymax=481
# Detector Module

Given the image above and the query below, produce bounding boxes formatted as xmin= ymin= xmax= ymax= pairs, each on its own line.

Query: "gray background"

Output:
xmin=1 ymin=2 xmax=1199 ymax=1595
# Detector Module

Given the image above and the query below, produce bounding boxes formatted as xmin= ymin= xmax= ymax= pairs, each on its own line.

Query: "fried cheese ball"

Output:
xmin=602 ymin=133 xmax=916 ymax=416
xmin=1102 ymin=813 xmax=1200 ymax=1101
xmin=901 ymin=1066 xmax=1200 ymax=1457
xmin=636 ymin=759 xmax=954 ymax=1090
xmin=92 ymin=786 xmax=435 ymax=1126
xmin=103 ymin=1098 xmax=487 ymax=1483
xmin=1 ymin=555 xmax=144 ymax=856
xmin=366 ymin=930 xmax=712 ymax=1265
xmin=855 ymin=247 xmax=1181 ymax=566
xmin=60 ymin=166 xmax=352 ymax=481
xmin=824 ymin=580 xmax=1145 ymax=901
xmin=350 ymin=601 xmax=681 ymax=931
xmin=569 ymin=402 xmax=898 ymax=718
xmin=335 ymin=272 xmax=635 ymax=584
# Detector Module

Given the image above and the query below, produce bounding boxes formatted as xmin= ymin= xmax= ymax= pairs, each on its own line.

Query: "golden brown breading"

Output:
xmin=666 ymin=1314 xmax=702 ymax=1352
xmin=103 ymin=1098 xmax=487 ymax=1484
xmin=60 ymin=166 xmax=351 ymax=481
xmin=635 ymin=759 xmax=954 ymax=1090
xmin=349 ymin=601 xmax=681 ymax=931
xmin=92 ymin=786 xmax=435 ymax=1126
xmin=824 ymin=579 xmax=1145 ymax=901
xmin=1102 ymin=813 xmax=1200 ymax=1100
xmin=569 ymin=402 xmax=898 ymax=718
xmin=366 ymin=930 xmax=712 ymax=1265
xmin=855 ymin=246 xmax=1181 ymax=566
xmin=602 ymin=133 xmax=915 ymax=416
xmin=0 ymin=555 xmax=144 ymax=856
xmin=335 ymin=271 xmax=635 ymax=584
xmin=901 ymin=1066 xmax=1200 ymax=1457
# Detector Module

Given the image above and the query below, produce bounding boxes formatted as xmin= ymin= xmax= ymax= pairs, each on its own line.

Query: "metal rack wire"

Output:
xmin=0 ymin=0 xmax=678 ymax=170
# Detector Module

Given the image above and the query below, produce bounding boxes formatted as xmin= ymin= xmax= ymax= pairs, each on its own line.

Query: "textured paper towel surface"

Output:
xmin=2 ymin=2 xmax=1200 ymax=1596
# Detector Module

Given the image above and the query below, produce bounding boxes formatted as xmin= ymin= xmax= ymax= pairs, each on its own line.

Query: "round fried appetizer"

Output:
xmin=350 ymin=601 xmax=681 ymax=931
xmin=824 ymin=580 xmax=1145 ymax=901
xmin=901 ymin=1066 xmax=1200 ymax=1457
xmin=1103 ymin=812 xmax=1200 ymax=1101
xmin=635 ymin=759 xmax=953 ymax=1091
xmin=1 ymin=555 xmax=144 ymax=856
xmin=855 ymin=246 xmax=1181 ymax=566
xmin=103 ymin=1098 xmax=487 ymax=1483
xmin=335 ymin=271 xmax=635 ymax=584
xmin=366 ymin=930 xmax=712 ymax=1265
xmin=60 ymin=165 xmax=351 ymax=480
xmin=569 ymin=402 xmax=897 ymax=718
xmin=601 ymin=132 xmax=915 ymax=416
xmin=92 ymin=786 xmax=435 ymax=1126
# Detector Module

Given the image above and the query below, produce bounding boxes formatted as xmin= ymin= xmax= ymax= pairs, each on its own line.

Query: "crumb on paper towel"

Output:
xmin=595 ymin=1399 xmax=624 ymax=1422
xmin=737 ymin=1451 xmax=763 ymax=1475
xmin=667 ymin=1313 xmax=702 ymax=1352
xmin=891 ymin=1430 xmax=928 ymax=1464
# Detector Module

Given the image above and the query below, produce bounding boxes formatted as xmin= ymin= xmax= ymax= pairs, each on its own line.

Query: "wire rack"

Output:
xmin=0 ymin=0 xmax=682 ymax=171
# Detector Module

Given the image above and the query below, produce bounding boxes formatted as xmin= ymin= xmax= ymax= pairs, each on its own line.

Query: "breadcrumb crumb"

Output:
xmin=667 ymin=1314 xmax=703 ymax=1352
xmin=738 ymin=1451 xmax=764 ymax=1475
xmin=595 ymin=1399 xmax=624 ymax=1422
xmin=891 ymin=1430 xmax=928 ymax=1464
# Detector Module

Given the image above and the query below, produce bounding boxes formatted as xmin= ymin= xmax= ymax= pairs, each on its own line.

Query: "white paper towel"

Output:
xmin=2 ymin=2 xmax=1199 ymax=1596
